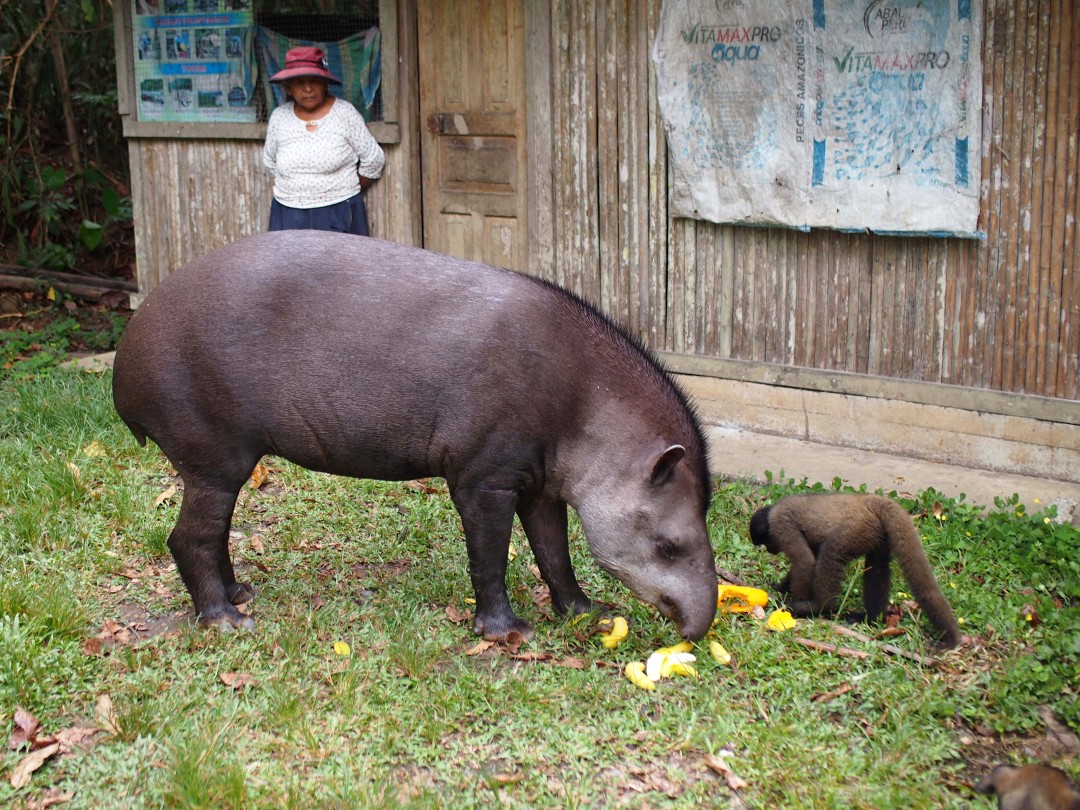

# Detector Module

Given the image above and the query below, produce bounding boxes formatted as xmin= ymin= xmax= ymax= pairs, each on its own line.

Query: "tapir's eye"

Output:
xmin=657 ymin=540 xmax=677 ymax=560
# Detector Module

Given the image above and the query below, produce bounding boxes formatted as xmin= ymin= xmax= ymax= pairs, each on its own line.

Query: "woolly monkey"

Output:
xmin=748 ymin=493 xmax=963 ymax=648
xmin=976 ymin=763 xmax=1080 ymax=810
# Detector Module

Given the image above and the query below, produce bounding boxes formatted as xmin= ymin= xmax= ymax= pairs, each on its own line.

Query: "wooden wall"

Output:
xmin=538 ymin=0 xmax=1079 ymax=405
xmin=123 ymin=0 xmax=1078 ymax=415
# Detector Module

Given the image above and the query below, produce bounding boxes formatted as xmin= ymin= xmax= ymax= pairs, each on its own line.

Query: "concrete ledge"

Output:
xmin=678 ymin=375 xmax=1080 ymax=485
xmin=704 ymin=426 xmax=1080 ymax=524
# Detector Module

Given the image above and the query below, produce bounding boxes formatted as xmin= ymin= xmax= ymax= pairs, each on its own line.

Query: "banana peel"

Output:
xmin=598 ymin=616 xmax=629 ymax=649
xmin=717 ymin=584 xmax=769 ymax=613
xmin=709 ymin=640 xmax=732 ymax=665
xmin=624 ymin=661 xmax=657 ymax=691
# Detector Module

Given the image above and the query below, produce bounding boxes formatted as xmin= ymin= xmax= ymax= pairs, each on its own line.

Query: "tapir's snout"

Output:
xmin=655 ymin=565 xmax=717 ymax=641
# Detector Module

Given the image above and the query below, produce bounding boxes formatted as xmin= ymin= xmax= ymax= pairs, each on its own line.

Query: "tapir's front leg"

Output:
xmin=451 ymin=485 xmax=533 ymax=643
xmin=517 ymin=495 xmax=594 ymax=616
xmin=169 ymin=485 xmax=255 ymax=631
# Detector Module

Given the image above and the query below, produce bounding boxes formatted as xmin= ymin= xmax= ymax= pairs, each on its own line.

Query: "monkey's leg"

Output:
xmin=806 ymin=546 xmax=851 ymax=616
xmin=861 ymin=549 xmax=891 ymax=623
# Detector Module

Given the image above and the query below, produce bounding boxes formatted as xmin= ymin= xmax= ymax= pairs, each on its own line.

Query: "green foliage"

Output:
xmin=0 ymin=373 xmax=1077 ymax=807
xmin=0 ymin=0 xmax=132 ymax=269
xmin=0 ymin=304 xmax=127 ymax=379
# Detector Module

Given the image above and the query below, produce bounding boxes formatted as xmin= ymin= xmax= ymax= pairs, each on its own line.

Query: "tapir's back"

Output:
xmin=113 ymin=231 xmax=638 ymax=481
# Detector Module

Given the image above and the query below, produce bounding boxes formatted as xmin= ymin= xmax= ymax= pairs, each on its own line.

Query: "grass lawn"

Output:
xmin=0 ymin=369 xmax=1077 ymax=808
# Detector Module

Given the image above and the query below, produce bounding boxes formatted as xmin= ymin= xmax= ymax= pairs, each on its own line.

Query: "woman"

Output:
xmin=263 ymin=46 xmax=385 ymax=235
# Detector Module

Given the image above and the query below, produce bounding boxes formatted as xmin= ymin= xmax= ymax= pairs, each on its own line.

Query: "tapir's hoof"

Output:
xmin=199 ymin=607 xmax=256 ymax=633
xmin=474 ymin=614 xmax=534 ymax=644
xmin=227 ymin=582 xmax=256 ymax=605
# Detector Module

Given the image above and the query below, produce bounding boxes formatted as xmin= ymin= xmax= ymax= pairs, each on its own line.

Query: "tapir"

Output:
xmin=112 ymin=231 xmax=718 ymax=642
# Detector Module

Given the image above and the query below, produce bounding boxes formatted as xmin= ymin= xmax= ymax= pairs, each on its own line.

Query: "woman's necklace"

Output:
xmin=305 ymin=121 xmax=318 ymax=132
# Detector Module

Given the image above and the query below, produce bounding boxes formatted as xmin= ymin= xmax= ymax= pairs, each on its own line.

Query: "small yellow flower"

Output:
xmin=958 ymin=617 xmax=966 ymax=625
xmin=1044 ymin=517 xmax=1052 ymax=524
xmin=1024 ymin=613 xmax=1033 ymax=622
xmin=333 ymin=641 xmax=351 ymax=656
xmin=1034 ymin=498 xmax=1041 ymax=504
xmin=950 ymin=582 xmax=956 ymax=589
xmin=898 ymin=591 xmax=910 ymax=599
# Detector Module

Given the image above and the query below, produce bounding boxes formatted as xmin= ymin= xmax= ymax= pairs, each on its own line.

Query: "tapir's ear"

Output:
xmin=650 ymin=444 xmax=686 ymax=486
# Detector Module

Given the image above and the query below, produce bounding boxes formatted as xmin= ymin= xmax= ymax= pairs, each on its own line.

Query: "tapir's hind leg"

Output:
xmin=168 ymin=483 xmax=255 ymax=631
xmin=517 ymin=496 xmax=594 ymax=616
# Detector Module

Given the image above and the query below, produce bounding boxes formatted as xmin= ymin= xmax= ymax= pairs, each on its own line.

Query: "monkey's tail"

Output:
xmin=879 ymin=501 xmax=963 ymax=648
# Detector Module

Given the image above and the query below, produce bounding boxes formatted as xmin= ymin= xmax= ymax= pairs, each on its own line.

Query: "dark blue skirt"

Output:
xmin=268 ymin=193 xmax=370 ymax=236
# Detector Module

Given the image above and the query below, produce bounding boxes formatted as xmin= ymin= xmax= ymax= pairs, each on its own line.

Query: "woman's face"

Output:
xmin=285 ymin=77 xmax=329 ymax=113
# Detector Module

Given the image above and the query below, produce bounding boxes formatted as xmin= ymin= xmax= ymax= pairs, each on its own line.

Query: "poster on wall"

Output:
xmin=653 ymin=0 xmax=982 ymax=236
xmin=132 ymin=0 xmax=257 ymax=123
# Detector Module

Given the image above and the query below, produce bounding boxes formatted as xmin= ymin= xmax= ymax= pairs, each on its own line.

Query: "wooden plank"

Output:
xmin=1061 ymin=0 xmax=1080 ymax=400
xmin=596 ymin=0 xmax=618 ymax=316
xmin=525 ymin=2 xmax=555 ymax=282
xmin=646 ymin=0 xmax=667 ymax=349
xmin=656 ymin=353 xmax=1080 ymax=427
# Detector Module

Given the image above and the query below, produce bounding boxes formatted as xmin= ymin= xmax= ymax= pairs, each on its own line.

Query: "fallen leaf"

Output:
xmin=29 ymin=788 xmax=74 ymax=807
xmin=811 ymin=682 xmax=856 ymax=703
xmin=465 ymin=640 xmax=495 ymax=656
xmin=95 ymin=695 xmax=119 ymax=736
xmin=54 ymin=726 xmax=100 ymax=752
xmin=7 ymin=706 xmax=40 ymax=750
xmin=703 ymin=752 xmax=748 ymax=791
xmin=220 ymin=672 xmax=258 ymax=690
xmin=248 ymin=462 xmax=270 ymax=489
xmin=445 ymin=605 xmax=471 ymax=624
xmin=10 ymin=742 xmax=60 ymax=789
xmin=82 ymin=441 xmax=105 ymax=458
xmin=153 ymin=484 xmax=177 ymax=508
xmin=510 ymin=651 xmax=552 ymax=662
xmin=249 ymin=534 xmax=265 ymax=554
xmin=556 ymin=656 xmax=586 ymax=669
xmin=404 ymin=478 xmax=443 ymax=494
xmin=82 ymin=637 xmax=105 ymax=657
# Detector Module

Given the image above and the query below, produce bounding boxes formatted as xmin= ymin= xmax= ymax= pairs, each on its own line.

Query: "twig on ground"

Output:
xmin=833 ymin=625 xmax=939 ymax=667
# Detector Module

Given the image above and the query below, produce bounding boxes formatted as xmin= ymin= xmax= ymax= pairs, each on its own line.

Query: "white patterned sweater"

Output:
xmin=263 ymin=98 xmax=385 ymax=209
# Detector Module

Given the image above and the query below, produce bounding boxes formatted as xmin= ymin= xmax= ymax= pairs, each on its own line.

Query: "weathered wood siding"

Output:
xmin=539 ymin=0 xmax=1079 ymax=402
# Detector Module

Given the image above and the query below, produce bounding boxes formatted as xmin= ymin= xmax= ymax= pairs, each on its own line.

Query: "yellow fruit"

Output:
xmin=332 ymin=641 xmax=351 ymax=656
xmin=624 ymin=661 xmax=656 ymax=691
xmin=599 ymin=616 xmax=629 ymax=649
xmin=717 ymin=585 xmax=769 ymax=613
xmin=659 ymin=651 xmax=697 ymax=678
xmin=710 ymin=641 xmax=732 ymax=665
xmin=766 ymin=609 xmax=797 ymax=632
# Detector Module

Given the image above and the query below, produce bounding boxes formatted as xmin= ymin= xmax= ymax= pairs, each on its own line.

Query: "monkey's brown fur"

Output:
xmin=749 ymin=493 xmax=962 ymax=648
xmin=976 ymin=763 xmax=1080 ymax=810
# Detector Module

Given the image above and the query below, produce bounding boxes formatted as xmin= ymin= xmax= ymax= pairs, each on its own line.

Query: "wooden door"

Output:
xmin=417 ymin=0 xmax=527 ymax=271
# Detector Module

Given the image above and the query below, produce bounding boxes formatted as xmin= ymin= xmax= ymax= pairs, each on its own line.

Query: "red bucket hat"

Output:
xmin=269 ymin=46 xmax=342 ymax=85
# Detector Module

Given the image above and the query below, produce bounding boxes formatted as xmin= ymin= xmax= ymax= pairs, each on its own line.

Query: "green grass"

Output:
xmin=0 ymin=370 xmax=1077 ymax=808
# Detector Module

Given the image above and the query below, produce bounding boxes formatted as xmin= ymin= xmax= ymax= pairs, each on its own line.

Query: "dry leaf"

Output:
xmin=556 ymin=656 xmax=586 ymax=669
xmin=445 ymin=605 xmax=471 ymax=624
xmin=465 ymin=640 xmax=495 ymax=656
xmin=220 ymin=672 xmax=258 ymax=690
xmin=248 ymin=463 xmax=270 ymax=489
xmin=404 ymin=478 xmax=442 ymax=494
xmin=153 ymin=484 xmax=177 ymax=508
xmin=811 ymin=682 xmax=856 ymax=703
xmin=54 ymin=726 xmax=100 ymax=751
xmin=703 ymin=752 xmax=748 ymax=791
xmin=510 ymin=651 xmax=552 ymax=663
xmin=82 ymin=441 xmax=105 ymax=458
xmin=8 ymin=707 xmax=41 ymax=751
xmin=10 ymin=742 xmax=60 ymax=789
xmin=249 ymin=534 xmax=265 ymax=554
xmin=29 ymin=788 xmax=74 ymax=807
xmin=95 ymin=695 xmax=119 ymax=736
